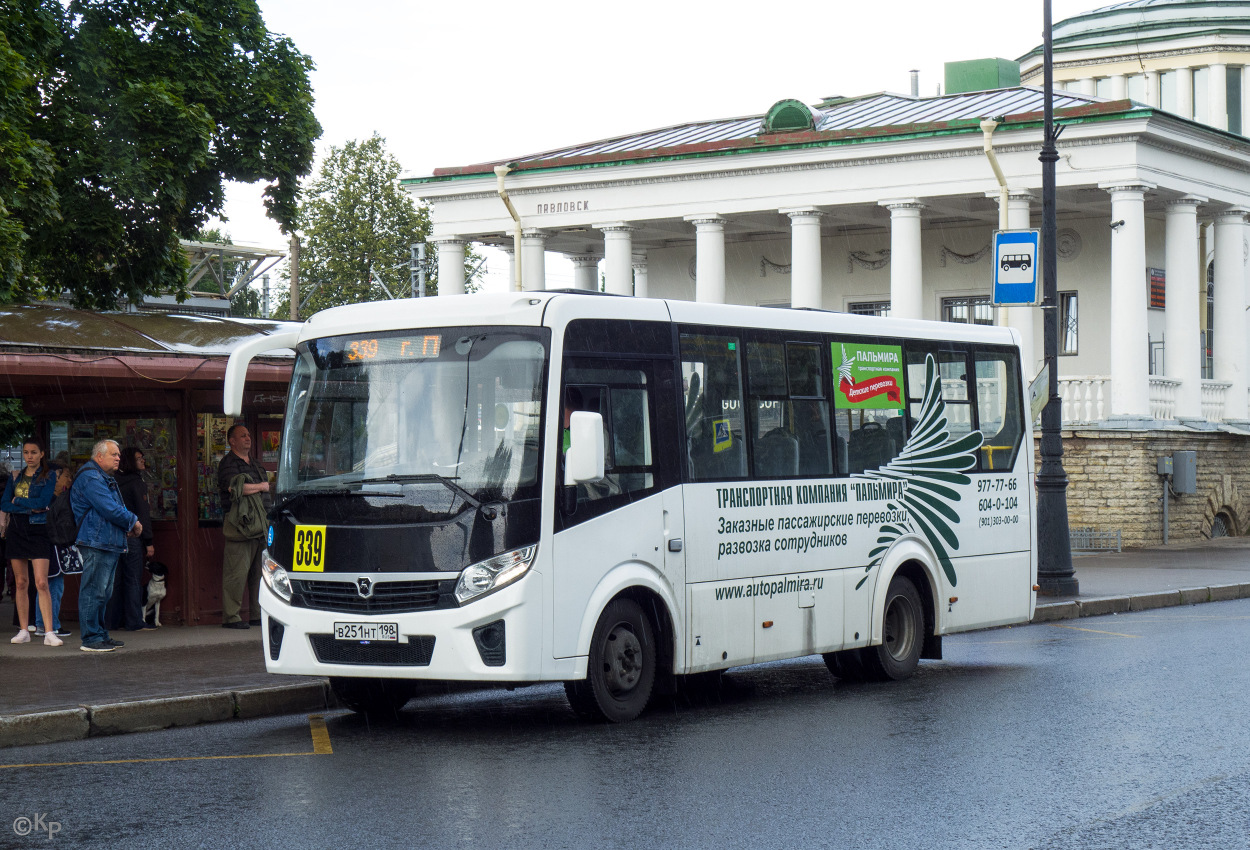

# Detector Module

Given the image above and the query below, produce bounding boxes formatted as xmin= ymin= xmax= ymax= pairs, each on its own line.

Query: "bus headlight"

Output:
xmin=455 ymin=546 xmax=537 ymax=605
xmin=261 ymin=549 xmax=293 ymax=603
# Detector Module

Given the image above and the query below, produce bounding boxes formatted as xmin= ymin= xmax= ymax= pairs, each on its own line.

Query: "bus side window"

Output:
xmin=744 ymin=337 xmax=831 ymax=478
xmin=906 ymin=346 xmax=975 ymax=444
xmin=974 ymin=349 xmax=1024 ymax=471
xmin=680 ymin=332 xmax=747 ymax=481
xmin=562 ymin=368 xmax=656 ymax=507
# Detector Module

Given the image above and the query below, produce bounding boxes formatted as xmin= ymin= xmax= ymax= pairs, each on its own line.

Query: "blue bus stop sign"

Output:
xmin=992 ymin=229 xmax=1040 ymax=305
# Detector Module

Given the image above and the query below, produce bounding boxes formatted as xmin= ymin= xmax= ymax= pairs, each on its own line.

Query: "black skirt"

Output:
xmin=7 ymin=513 xmax=52 ymax=561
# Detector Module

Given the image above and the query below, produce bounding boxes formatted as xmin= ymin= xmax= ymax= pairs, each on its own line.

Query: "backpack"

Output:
xmin=47 ymin=479 xmax=80 ymax=547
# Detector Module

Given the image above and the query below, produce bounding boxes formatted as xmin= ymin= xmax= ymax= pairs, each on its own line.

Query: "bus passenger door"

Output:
xmin=550 ymin=358 xmax=681 ymax=660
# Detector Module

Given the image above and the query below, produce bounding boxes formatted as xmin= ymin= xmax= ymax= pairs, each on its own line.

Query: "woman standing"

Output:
xmin=107 ymin=446 xmax=153 ymax=632
xmin=2 ymin=438 xmax=61 ymax=646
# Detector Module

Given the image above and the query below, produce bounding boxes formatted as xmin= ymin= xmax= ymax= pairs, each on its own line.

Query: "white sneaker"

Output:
xmin=11 ymin=629 xmax=30 ymax=644
xmin=42 ymin=632 xmax=62 ymax=647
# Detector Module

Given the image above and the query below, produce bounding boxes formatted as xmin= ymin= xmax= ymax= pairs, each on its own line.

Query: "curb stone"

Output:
xmin=1033 ymin=584 xmax=1250 ymax=624
xmin=89 ymin=693 xmax=235 ymax=737
xmin=0 ymin=709 xmax=89 ymax=749
xmin=0 ymin=681 xmax=334 ymax=750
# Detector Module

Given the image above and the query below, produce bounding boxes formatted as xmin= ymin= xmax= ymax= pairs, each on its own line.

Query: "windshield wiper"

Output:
xmin=271 ymin=485 xmax=403 ymax=517
xmin=362 ymin=474 xmax=499 ymax=520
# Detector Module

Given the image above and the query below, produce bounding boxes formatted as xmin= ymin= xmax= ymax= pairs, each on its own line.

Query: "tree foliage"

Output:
xmin=0 ymin=398 xmax=33 ymax=447
xmin=0 ymin=0 xmax=321 ymax=309
xmin=284 ymin=133 xmax=477 ymax=316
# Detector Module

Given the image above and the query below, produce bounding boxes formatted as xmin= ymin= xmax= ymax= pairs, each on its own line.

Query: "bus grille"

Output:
xmin=309 ymin=634 xmax=436 ymax=666
xmin=293 ymin=579 xmax=448 ymax=614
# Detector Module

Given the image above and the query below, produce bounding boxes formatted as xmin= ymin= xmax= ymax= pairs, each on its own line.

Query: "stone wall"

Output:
xmin=1036 ymin=429 xmax=1250 ymax=547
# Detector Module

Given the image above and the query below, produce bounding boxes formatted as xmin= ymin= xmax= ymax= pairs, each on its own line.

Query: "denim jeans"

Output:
xmin=35 ymin=573 xmax=63 ymax=632
xmin=79 ymin=545 xmax=121 ymax=646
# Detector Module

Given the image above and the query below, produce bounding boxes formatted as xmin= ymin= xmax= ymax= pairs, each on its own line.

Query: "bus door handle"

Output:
xmin=668 ymin=538 xmax=683 ymax=553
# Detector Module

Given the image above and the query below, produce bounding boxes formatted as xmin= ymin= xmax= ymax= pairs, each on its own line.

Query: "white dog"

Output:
xmin=142 ymin=562 xmax=168 ymax=627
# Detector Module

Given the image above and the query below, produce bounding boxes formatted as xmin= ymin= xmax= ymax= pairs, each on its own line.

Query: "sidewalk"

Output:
xmin=4 ymin=538 xmax=1250 ymax=748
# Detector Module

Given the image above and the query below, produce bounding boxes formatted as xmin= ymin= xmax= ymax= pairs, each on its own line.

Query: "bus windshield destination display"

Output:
xmin=342 ymin=334 xmax=442 ymax=363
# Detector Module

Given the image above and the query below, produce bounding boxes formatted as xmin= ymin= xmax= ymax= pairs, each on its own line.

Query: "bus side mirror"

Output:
xmin=564 ymin=412 xmax=605 ymax=485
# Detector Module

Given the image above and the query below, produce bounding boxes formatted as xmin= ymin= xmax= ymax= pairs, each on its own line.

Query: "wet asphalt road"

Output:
xmin=3 ymin=601 xmax=1250 ymax=849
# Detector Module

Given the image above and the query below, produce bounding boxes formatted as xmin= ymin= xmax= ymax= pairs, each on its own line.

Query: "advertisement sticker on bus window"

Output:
xmin=712 ymin=418 xmax=733 ymax=453
xmin=833 ymin=342 xmax=904 ymax=410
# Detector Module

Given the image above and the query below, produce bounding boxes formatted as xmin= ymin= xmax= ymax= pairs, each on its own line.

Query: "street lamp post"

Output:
xmin=1037 ymin=0 xmax=1079 ymax=596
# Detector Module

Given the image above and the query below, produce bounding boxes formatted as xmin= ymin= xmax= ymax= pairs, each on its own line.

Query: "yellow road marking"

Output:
xmin=1048 ymin=623 xmax=1142 ymax=638
xmin=309 ymin=713 xmax=333 ymax=754
xmin=0 ymin=713 xmax=333 ymax=769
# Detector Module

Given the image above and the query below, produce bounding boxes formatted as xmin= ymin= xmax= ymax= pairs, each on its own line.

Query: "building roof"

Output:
xmin=0 ymin=305 xmax=298 ymax=358
xmin=412 ymin=87 xmax=1126 ymax=184
xmin=1020 ymin=0 xmax=1250 ymax=65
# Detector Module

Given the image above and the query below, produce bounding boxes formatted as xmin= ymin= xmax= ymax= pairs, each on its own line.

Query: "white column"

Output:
xmin=497 ymin=245 xmax=516 ymax=292
xmin=1210 ymin=63 xmax=1229 ymax=131
xmin=880 ymin=200 xmax=924 ymax=320
xmin=1176 ymin=67 xmax=1193 ymax=119
xmin=1214 ymin=209 xmax=1249 ymax=419
xmin=1103 ymin=184 xmax=1152 ymax=418
xmin=596 ymin=223 xmax=637 ymax=296
xmin=1110 ymin=74 xmax=1128 ymax=100
xmin=632 ymin=251 xmax=649 ymax=299
xmin=1077 ymin=77 xmax=1096 ymax=96
xmin=520 ymin=228 xmax=548 ymax=292
xmin=568 ymin=253 xmax=600 ymax=291
xmin=782 ymin=207 xmax=824 ymax=310
xmin=1006 ymin=191 xmax=1037 ymax=375
xmin=1165 ymin=197 xmax=1206 ymax=420
xmin=433 ymin=238 xmax=466 ymax=296
xmin=1146 ymin=70 xmax=1161 ymax=107
xmin=685 ymin=215 xmax=727 ymax=304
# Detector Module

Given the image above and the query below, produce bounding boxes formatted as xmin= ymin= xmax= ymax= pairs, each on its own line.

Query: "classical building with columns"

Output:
xmin=403 ymin=1 xmax=1250 ymax=545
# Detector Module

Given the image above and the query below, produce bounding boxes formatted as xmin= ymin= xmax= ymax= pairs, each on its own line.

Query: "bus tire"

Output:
xmin=823 ymin=648 xmax=870 ymax=681
xmin=860 ymin=574 xmax=924 ymax=682
xmin=329 ymin=677 xmax=416 ymax=717
xmin=564 ymin=598 xmax=656 ymax=723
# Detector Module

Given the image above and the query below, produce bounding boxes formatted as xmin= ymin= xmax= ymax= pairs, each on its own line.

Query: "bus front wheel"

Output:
xmin=329 ymin=676 xmax=416 ymax=718
xmin=565 ymin=598 xmax=656 ymax=722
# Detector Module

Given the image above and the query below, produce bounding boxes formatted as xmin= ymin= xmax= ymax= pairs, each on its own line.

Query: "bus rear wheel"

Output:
xmin=565 ymin=598 xmax=656 ymax=723
xmin=860 ymin=574 xmax=924 ymax=681
xmin=330 ymin=677 xmax=416 ymax=718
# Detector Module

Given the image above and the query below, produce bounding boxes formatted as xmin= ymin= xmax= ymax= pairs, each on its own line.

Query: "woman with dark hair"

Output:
xmin=2 ymin=437 xmax=61 ymax=645
xmin=106 ymin=446 xmax=154 ymax=631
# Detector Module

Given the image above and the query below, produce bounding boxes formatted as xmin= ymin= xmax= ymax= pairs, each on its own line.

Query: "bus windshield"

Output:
xmin=279 ymin=327 xmax=548 ymax=504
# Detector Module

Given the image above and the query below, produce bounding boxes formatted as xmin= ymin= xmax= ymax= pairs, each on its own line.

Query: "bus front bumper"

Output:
xmin=258 ymin=571 xmax=548 ymax=682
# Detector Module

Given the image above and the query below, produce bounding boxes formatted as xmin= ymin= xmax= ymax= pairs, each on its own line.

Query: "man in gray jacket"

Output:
xmin=72 ymin=439 xmax=141 ymax=652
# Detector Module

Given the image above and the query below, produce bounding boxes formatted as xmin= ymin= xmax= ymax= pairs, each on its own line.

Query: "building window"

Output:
xmin=1161 ymin=70 xmax=1178 ymax=114
xmin=848 ymin=300 xmax=890 ymax=317
xmin=1127 ymin=74 xmax=1147 ymax=103
xmin=1204 ymin=265 xmax=1214 ymax=379
xmin=1095 ymin=77 xmax=1113 ymax=99
xmin=1193 ymin=66 xmax=1210 ymax=124
xmin=1228 ymin=66 xmax=1243 ymax=135
xmin=941 ymin=295 xmax=994 ymax=325
xmin=1060 ymin=291 xmax=1078 ymax=355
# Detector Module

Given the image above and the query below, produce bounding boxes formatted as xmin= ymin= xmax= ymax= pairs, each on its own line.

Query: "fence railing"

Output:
xmin=1148 ymin=377 xmax=1180 ymax=420
xmin=1058 ymin=376 xmax=1109 ymax=423
xmin=1201 ymin=380 xmax=1231 ymax=421
xmin=1069 ymin=527 xmax=1122 ymax=553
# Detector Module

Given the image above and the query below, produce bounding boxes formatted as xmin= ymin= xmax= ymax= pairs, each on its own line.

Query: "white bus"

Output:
xmin=224 ymin=292 xmax=1035 ymax=721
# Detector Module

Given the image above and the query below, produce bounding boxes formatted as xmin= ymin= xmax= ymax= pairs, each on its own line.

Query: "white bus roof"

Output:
xmin=296 ymin=292 xmax=1021 ymax=349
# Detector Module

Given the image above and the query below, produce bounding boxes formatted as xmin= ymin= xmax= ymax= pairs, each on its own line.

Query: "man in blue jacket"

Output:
xmin=71 ymin=439 xmax=141 ymax=653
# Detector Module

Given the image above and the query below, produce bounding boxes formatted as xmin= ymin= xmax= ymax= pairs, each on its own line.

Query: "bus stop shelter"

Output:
xmin=0 ymin=305 xmax=296 ymax=626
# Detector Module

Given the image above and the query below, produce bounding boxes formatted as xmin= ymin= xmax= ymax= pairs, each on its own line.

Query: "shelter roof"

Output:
xmin=411 ymin=88 xmax=1132 ymax=183
xmin=0 ymin=305 xmax=298 ymax=358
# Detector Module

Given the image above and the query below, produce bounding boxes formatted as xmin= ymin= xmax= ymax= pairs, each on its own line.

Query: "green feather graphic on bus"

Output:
xmin=855 ymin=353 xmax=983 ymax=589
